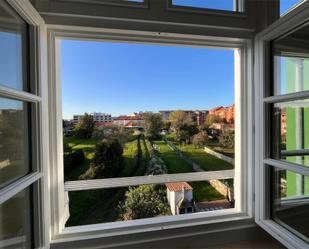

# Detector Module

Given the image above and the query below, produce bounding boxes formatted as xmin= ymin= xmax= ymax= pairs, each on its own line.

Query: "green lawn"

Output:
xmin=205 ymin=140 xmax=235 ymax=158
xmin=63 ymin=137 xmax=98 ymax=181
xmin=120 ymin=140 xmax=138 ymax=177
xmin=177 ymin=144 xmax=234 ymax=171
xmin=152 ymin=141 xmax=193 ymax=173
xmin=64 ymin=137 xmax=140 ymax=226
xmin=190 ymin=181 xmax=225 ymax=202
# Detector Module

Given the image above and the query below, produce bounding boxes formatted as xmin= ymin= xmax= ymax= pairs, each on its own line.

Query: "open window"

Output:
xmin=255 ymin=5 xmax=309 ymax=248
xmin=0 ymin=1 xmax=47 ymax=248
xmin=47 ymin=26 xmax=253 ymax=242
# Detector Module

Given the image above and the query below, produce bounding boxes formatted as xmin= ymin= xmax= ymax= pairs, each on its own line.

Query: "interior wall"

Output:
xmin=30 ymin=0 xmax=263 ymax=38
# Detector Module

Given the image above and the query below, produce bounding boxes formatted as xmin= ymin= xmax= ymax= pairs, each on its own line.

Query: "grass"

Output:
xmin=190 ymin=181 xmax=225 ymax=202
xmin=177 ymin=144 xmax=234 ymax=171
xmin=65 ymin=137 xmax=145 ymax=226
xmin=63 ymin=137 xmax=98 ymax=181
xmin=152 ymin=141 xmax=193 ymax=173
xmin=205 ymin=140 xmax=235 ymax=158
xmin=119 ymin=140 xmax=138 ymax=177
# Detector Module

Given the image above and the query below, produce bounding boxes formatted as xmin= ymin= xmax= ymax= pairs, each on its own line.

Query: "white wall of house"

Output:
xmin=167 ymin=189 xmax=193 ymax=215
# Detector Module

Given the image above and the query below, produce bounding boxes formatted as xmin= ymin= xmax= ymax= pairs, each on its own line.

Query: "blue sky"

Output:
xmin=61 ymin=40 xmax=235 ymax=119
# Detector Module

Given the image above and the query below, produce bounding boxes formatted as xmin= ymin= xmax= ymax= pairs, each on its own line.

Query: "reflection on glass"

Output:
xmin=0 ymin=97 xmax=30 ymax=188
xmin=280 ymin=0 xmax=304 ymax=15
xmin=0 ymin=1 xmax=27 ymax=91
xmin=0 ymin=188 xmax=32 ymax=249
xmin=66 ymin=180 xmax=234 ymax=226
xmin=272 ymin=21 xmax=309 ymax=95
xmin=272 ymin=167 xmax=309 ymax=242
xmin=172 ymin=0 xmax=236 ymax=11
xmin=273 ymin=56 xmax=309 ymax=95
xmin=273 ymin=100 xmax=309 ymax=167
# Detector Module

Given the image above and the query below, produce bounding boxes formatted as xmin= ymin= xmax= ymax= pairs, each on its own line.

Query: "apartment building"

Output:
xmin=73 ymin=112 xmax=112 ymax=124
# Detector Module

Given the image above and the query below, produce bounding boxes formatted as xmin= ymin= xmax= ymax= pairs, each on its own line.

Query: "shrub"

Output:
xmin=219 ymin=130 xmax=235 ymax=148
xmin=120 ymin=185 xmax=170 ymax=220
xmin=64 ymin=149 xmax=84 ymax=173
xmin=192 ymin=131 xmax=208 ymax=148
xmin=80 ymin=139 xmax=123 ymax=179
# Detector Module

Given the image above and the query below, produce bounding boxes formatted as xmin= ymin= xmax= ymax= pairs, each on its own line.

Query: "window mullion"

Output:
xmin=0 ymin=85 xmax=42 ymax=103
xmin=0 ymin=172 xmax=43 ymax=205
xmin=64 ymin=170 xmax=235 ymax=192
xmin=264 ymin=158 xmax=309 ymax=176
xmin=263 ymin=89 xmax=309 ymax=103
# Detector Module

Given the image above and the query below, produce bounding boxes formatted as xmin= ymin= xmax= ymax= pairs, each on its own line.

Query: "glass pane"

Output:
xmin=272 ymin=167 xmax=309 ymax=242
xmin=0 ymin=97 xmax=30 ymax=188
xmin=66 ymin=179 xmax=234 ymax=226
xmin=0 ymin=188 xmax=32 ymax=249
xmin=62 ymin=40 xmax=235 ymax=182
xmin=273 ymin=56 xmax=309 ymax=95
xmin=0 ymin=1 xmax=28 ymax=91
xmin=272 ymin=99 xmax=309 ymax=168
xmin=272 ymin=23 xmax=309 ymax=95
xmin=172 ymin=0 xmax=237 ymax=11
xmin=280 ymin=0 xmax=304 ymax=16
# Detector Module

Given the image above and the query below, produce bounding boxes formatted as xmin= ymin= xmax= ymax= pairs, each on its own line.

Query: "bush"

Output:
xmin=192 ymin=131 xmax=208 ymax=148
xmin=64 ymin=149 xmax=85 ymax=173
xmin=219 ymin=130 xmax=235 ymax=148
xmin=120 ymin=185 xmax=170 ymax=220
xmin=80 ymin=139 xmax=123 ymax=180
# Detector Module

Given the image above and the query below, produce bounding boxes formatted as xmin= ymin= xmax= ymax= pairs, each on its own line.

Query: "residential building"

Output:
xmin=166 ymin=182 xmax=193 ymax=215
xmin=208 ymin=105 xmax=235 ymax=124
xmin=73 ymin=112 xmax=112 ymax=124
xmin=113 ymin=115 xmax=144 ymax=127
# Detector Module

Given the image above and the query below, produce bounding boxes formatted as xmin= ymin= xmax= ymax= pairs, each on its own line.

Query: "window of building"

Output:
xmin=170 ymin=0 xmax=243 ymax=12
xmin=280 ymin=0 xmax=306 ymax=16
xmin=61 ymin=39 xmax=238 ymax=227
xmin=255 ymin=13 xmax=309 ymax=249
xmin=0 ymin=1 xmax=44 ymax=248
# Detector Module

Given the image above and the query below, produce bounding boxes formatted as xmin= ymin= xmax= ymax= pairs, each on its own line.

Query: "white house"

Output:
xmin=165 ymin=182 xmax=193 ymax=215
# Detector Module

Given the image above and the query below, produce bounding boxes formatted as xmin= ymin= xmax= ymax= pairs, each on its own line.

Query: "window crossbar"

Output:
xmin=264 ymin=158 xmax=309 ymax=176
xmin=64 ymin=170 xmax=235 ymax=192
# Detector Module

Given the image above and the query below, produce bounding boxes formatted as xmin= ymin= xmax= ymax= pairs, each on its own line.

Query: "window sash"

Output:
xmin=48 ymin=25 xmax=253 ymax=240
xmin=0 ymin=0 xmax=47 ymax=248
xmin=255 ymin=4 xmax=309 ymax=249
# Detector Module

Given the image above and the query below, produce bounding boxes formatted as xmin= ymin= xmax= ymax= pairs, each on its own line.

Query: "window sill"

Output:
xmin=51 ymin=209 xmax=252 ymax=247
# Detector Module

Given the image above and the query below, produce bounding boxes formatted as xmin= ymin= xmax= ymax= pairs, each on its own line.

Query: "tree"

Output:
xmin=143 ymin=112 xmax=163 ymax=140
xmin=73 ymin=113 xmax=95 ymax=139
xmin=192 ymin=131 xmax=208 ymax=148
xmin=170 ymin=110 xmax=198 ymax=143
xmin=120 ymin=185 xmax=170 ymax=220
xmin=204 ymin=114 xmax=223 ymax=128
xmin=170 ymin=110 xmax=191 ymax=130
xmin=92 ymin=126 xmax=133 ymax=144
xmin=79 ymin=139 xmax=123 ymax=179
xmin=219 ymin=130 xmax=235 ymax=148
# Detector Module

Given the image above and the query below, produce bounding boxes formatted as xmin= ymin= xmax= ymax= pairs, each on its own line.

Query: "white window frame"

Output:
xmin=47 ymin=24 xmax=254 ymax=246
xmin=255 ymin=2 xmax=309 ymax=249
xmin=0 ymin=0 xmax=49 ymax=248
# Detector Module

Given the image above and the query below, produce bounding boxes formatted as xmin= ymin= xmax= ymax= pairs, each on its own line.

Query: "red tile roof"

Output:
xmin=114 ymin=115 xmax=144 ymax=120
xmin=165 ymin=182 xmax=193 ymax=192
